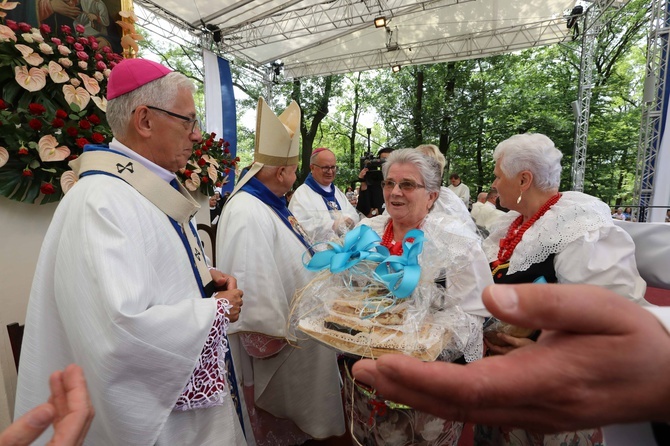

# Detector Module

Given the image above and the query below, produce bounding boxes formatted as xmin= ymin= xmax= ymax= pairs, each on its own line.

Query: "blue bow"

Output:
xmin=305 ymin=225 xmax=390 ymax=273
xmin=374 ymin=229 xmax=424 ymax=298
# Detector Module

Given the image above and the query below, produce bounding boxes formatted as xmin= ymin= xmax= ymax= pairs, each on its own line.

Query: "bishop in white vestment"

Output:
xmin=14 ymin=59 xmax=246 ymax=446
xmin=217 ymin=99 xmax=345 ymax=446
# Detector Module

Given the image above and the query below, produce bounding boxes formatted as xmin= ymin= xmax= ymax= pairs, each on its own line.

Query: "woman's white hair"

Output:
xmin=106 ymin=72 xmax=196 ymax=139
xmin=493 ymin=133 xmax=563 ymax=191
xmin=382 ymin=148 xmax=441 ymax=193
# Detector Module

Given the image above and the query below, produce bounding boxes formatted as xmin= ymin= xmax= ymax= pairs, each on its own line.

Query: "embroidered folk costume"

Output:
xmin=477 ymin=191 xmax=647 ymax=446
xmin=217 ymin=98 xmax=345 ymax=446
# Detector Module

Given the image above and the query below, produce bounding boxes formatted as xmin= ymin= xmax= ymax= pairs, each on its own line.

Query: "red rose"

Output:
xmin=39 ymin=23 xmax=51 ymax=34
xmin=18 ymin=22 xmax=32 ymax=32
xmin=76 ymin=138 xmax=89 ymax=149
xmin=109 ymin=61 xmax=117 ymax=69
xmin=66 ymin=127 xmax=78 ymax=137
xmin=197 ymin=158 xmax=207 ymax=167
xmin=194 ymin=150 xmax=202 ymax=157
xmin=40 ymin=183 xmax=56 ymax=195
xmin=77 ymin=37 xmax=89 ymax=46
xmin=28 ymin=103 xmax=47 ymax=115
xmin=6 ymin=20 xmax=18 ymax=31
xmin=184 ymin=169 xmax=193 ymax=177
xmin=0 ymin=99 xmax=7 ymax=110
xmin=51 ymin=118 xmax=65 ymax=128
xmin=56 ymin=109 xmax=68 ymax=119
xmin=60 ymin=25 xmax=72 ymax=35
xmin=73 ymin=43 xmax=84 ymax=52
xmin=224 ymin=141 xmax=230 ymax=148
xmin=75 ymin=24 xmax=86 ymax=34
xmin=102 ymin=46 xmax=112 ymax=53
xmin=91 ymin=132 xmax=105 ymax=143
xmin=215 ymin=181 xmax=222 ymax=187
xmin=51 ymin=37 xmax=62 ymax=45
xmin=88 ymin=114 xmax=100 ymax=125
xmin=67 ymin=154 xmax=79 ymax=161
xmin=90 ymin=41 xmax=99 ymax=50
xmin=205 ymin=139 xmax=213 ymax=147
xmin=96 ymin=61 xmax=107 ymax=71
xmin=29 ymin=119 xmax=42 ymax=130
xmin=224 ymin=168 xmax=230 ymax=174
xmin=79 ymin=119 xmax=91 ymax=130
xmin=94 ymin=53 xmax=103 ymax=61
xmin=18 ymin=147 xmax=29 ymax=155
xmin=201 ymin=176 xmax=209 ymax=183
xmin=223 ymin=148 xmax=230 ymax=154
xmin=65 ymin=36 xmax=75 ymax=45
xmin=76 ymin=51 xmax=89 ymax=61
xmin=22 ymin=169 xmax=33 ymax=177
xmin=235 ymin=157 xmax=240 ymax=162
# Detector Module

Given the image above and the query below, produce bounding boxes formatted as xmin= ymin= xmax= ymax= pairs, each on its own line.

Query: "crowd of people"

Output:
xmin=7 ymin=58 xmax=669 ymax=446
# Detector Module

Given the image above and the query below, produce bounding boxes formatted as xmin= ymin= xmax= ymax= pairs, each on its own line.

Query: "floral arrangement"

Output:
xmin=177 ymin=132 xmax=239 ymax=197
xmin=0 ymin=17 xmax=124 ymax=204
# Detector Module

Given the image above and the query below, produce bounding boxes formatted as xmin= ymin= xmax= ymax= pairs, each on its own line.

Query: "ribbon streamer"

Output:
xmin=305 ymin=225 xmax=390 ymax=273
xmin=374 ymin=229 xmax=424 ymax=298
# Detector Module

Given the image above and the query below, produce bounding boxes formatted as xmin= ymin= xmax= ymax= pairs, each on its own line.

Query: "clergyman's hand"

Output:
xmin=352 ymin=283 xmax=670 ymax=433
xmin=214 ymin=289 xmax=243 ymax=322
xmin=209 ymin=269 xmax=238 ymax=291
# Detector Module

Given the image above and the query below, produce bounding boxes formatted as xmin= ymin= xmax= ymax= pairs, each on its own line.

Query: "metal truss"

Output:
xmin=284 ymin=16 xmax=569 ymax=78
xmin=210 ymin=0 xmax=474 ymax=54
xmin=633 ymin=0 xmax=669 ymax=221
xmin=571 ymin=0 xmax=626 ymax=192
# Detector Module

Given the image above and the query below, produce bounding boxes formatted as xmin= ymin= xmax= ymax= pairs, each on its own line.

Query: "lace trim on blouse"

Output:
xmin=483 ymin=191 xmax=613 ymax=275
xmin=174 ymin=298 xmax=231 ymax=411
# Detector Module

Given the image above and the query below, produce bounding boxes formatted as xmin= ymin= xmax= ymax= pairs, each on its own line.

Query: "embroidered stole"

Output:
xmin=69 ymin=147 xmax=246 ymax=435
xmin=304 ymin=172 xmax=341 ymax=212
xmin=241 ymin=176 xmax=314 ymax=255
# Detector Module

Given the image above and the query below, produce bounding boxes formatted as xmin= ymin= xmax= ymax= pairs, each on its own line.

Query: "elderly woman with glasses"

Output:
xmin=475 ymin=133 xmax=647 ymax=446
xmin=341 ymin=148 xmax=493 ymax=446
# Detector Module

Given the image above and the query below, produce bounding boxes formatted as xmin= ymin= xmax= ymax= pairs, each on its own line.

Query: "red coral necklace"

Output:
xmin=492 ymin=193 xmax=561 ymax=268
xmin=381 ymin=220 xmax=416 ymax=256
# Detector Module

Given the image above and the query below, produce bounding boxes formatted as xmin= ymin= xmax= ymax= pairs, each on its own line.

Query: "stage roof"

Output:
xmin=133 ymin=0 xmax=581 ymax=78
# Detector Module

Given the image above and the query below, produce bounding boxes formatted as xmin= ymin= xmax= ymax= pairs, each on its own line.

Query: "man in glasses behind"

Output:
xmin=289 ymin=147 xmax=359 ymax=243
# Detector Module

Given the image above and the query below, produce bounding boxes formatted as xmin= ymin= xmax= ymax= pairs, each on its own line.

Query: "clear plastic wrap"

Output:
xmin=289 ymin=213 xmax=485 ymax=361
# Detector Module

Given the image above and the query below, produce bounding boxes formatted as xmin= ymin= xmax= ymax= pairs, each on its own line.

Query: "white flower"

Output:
xmin=78 ymin=61 xmax=87 ymax=70
xmin=48 ymin=61 xmax=69 ymax=83
xmin=93 ymin=71 xmax=104 ymax=81
xmin=59 ymin=57 xmax=73 ymax=68
xmin=420 ymin=418 xmax=445 ymax=441
xmin=0 ymin=146 xmax=8 ymax=168
xmin=60 ymin=170 xmax=78 ymax=194
xmin=38 ymin=42 xmax=53 ymax=54
xmin=58 ymin=45 xmax=71 ymax=56
xmin=185 ymin=172 xmax=201 ymax=191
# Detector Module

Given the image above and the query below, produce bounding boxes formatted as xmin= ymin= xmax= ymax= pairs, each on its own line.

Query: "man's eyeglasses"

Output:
xmin=144 ymin=105 xmax=201 ymax=134
xmin=312 ymin=164 xmax=338 ymax=173
xmin=381 ymin=179 xmax=426 ymax=191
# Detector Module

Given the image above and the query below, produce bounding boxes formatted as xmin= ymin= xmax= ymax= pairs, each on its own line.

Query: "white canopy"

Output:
xmin=135 ymin=0 xmax=577 ymax=78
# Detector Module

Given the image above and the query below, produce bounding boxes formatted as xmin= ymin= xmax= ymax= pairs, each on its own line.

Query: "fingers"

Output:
xmin=0 ymin=404 xmax=55 ymax=446
xmin=483 ymin=284 xmax=641 ymax=335
xmin=49 ymin=364 xmax=94 ymax=446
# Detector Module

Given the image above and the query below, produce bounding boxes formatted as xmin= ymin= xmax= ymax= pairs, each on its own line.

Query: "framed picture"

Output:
xmin=6 ymin=0 xmax=132 ymax=54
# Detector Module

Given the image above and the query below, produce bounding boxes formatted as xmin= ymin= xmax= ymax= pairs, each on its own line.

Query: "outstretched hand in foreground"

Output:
xmin=0 ymin=364 xmax=94 ymax=446
xmin=352 ymin=283 xmax=670 ymax=432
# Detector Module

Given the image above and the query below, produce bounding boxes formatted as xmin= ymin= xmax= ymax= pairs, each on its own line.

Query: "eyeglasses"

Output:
xmin=312 ymin=164 xmax=338 ymax=173
xmin=381 ymin=179 xmax=426 ymax=191
xmin=144 ymin=105 xmax=201 ymax=134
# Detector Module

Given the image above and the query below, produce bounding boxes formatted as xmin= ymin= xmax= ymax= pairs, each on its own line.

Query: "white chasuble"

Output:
xmin=217 ymin=191 xmax=345 ymax=440
xmin=15 ymin=172 xmax=246 ymax=445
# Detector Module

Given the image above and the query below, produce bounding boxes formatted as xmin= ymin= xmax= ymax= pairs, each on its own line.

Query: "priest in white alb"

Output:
xmin=14 ymin=58 xmax=247 ymax=446
xmin=217 ymin=98 xmax=346 ymax=446
xmin=288 ymin=147 xmax=359 ymax=243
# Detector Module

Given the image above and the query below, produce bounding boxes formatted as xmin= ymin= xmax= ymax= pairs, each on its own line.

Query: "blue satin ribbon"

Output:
xmin=304 ymin=225 xmax=390 ymax=273
xmin=374 ymin=229 xmax=424 ymax=299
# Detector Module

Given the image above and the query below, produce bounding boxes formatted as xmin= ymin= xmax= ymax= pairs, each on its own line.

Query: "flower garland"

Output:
xmin=176 ymin=131 xmax=239 ymax=196
xmin=0 ymin=18 xmax=124 ymax=203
